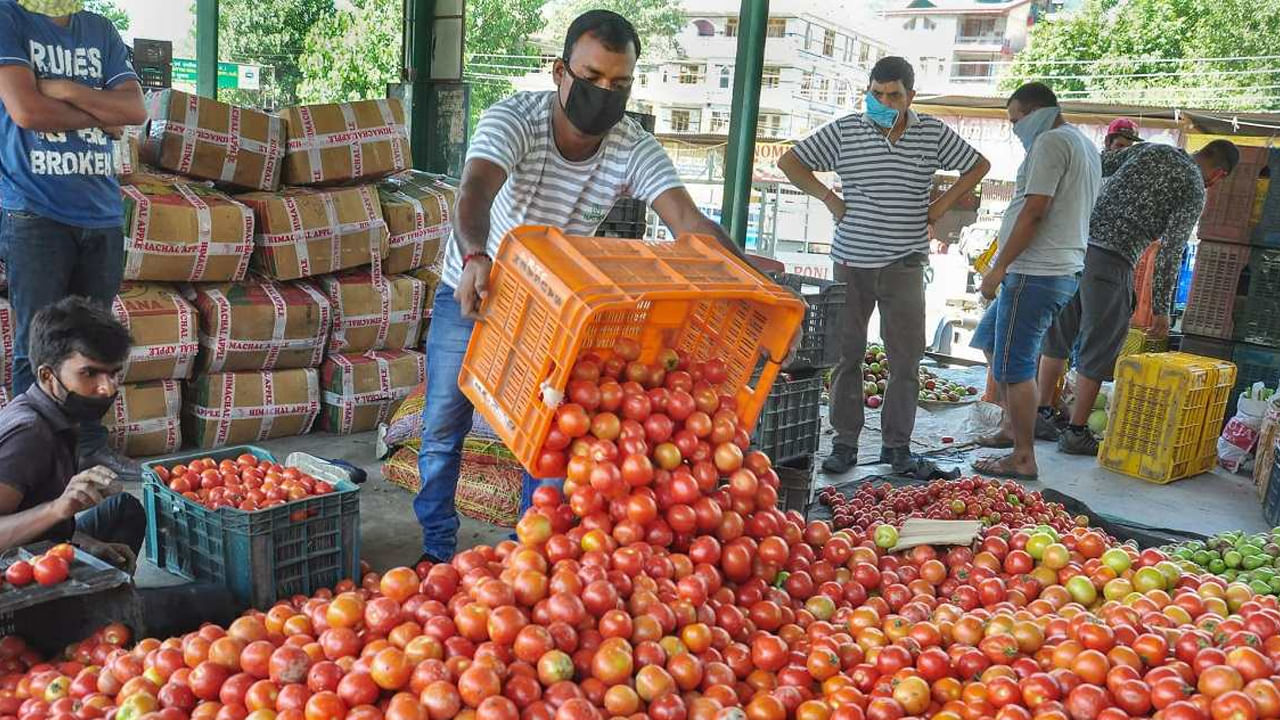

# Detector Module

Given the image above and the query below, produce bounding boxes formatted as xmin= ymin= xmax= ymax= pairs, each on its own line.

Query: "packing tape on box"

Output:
xmin=323 ymin=350 xmax=424 ymax=434
xmin=155 ymin=92 xmax=283 ymax=190
xmin=199 ymin=281 xmax=332 ymax=372
xmin=122 ymin=184 xmax=255 ymax=281
xmin=327 ymin=275 xmax=424 ymax=353
xmin=113 ymin=294 xmax=199 ymax=380
xmin=290 ymin=100 xmax=408 ymax=184
xmin=258 ymin=189 xmax=387 ymax=279
xmin=387 ymin=186 xmax=451 ymax=270
xmin=0 ymin=300 xmax=13 ymax=391
xmin=196 ymin=371 xmax=321 ymax=447
xmin=107 ymin=416 xmax=180 ymax=453
xmin=108 ymin=379 xmax=181 ymax=451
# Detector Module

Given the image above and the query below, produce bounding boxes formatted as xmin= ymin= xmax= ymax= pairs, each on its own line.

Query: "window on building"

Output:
xmin=843 ymin=37 xmax=856 ymax=63
xmin=800 ymin=72 xmax=812 ymax=98
xmin=903 ymin=18 xmax=916 ymax=30
xmin=692 ymin=19 xmax=715 ymax=36
xmin=834 ymin=80 xmax=850 ymax=106
xmin=762 ymin=65 xmax=781 ymax=88
xmin=822 ymin=29 xmax=837 ymax=57
xmin=678 ymin=64 xmax=705 ymax=85
xmin=818 ymin=77 xmax=831 ymax=102
xmin=925 ymin=18 xmax=937 ymax=30
xmin=725 ymin=18 xmax=738 ymax=37
xmin=805 ymin=23 xmax=815 ymax=49
xmin=670 ymin=109 xmax=700 ymax=133
xmin=639 ymin=73 xmax=648 ymax=87
xmin=767 ymin=18 xmax=787 ymax=38
xmin=955 ymin=60 xmax=994 ymax=78
xmin=719 ymin=66 xmax=731 ymax=89
xmin=709 ymin=110 xmax=731 ymax=133
xmin=859 ymin=44 xmax=871 ymax=63
xmin=757 ymin=113 xmax=782 ymax=137
xmin=960 ymin=17 xmax=998 ymax=39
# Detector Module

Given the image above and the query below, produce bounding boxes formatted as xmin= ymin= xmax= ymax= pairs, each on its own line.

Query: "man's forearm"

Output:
xmin=11 ymin=94 xmax=102 ymax=132
xmin=452 ymin=191 xmax=492 ymax=256
xmin=0 ymin=501 xmax=68 ymax=551
xmin=932 ymin=160 xmax=989 ymax=217
xmin=778 ymin=155 xmax=834 ymax=202
xmin=54 ymin=83 xmax=146 ymax=127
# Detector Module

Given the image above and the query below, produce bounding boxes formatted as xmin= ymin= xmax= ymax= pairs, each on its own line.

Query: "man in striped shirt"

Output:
xmin=779 ymin=57 xmax=990 ymax=475
xmin=414 ymin=11 xmax=746 ymax=563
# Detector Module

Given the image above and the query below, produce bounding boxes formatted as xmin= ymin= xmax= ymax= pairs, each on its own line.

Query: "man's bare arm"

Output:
xmin=39 ymin=77 xmax=146 ymax=127
xmin=0 ymin=65 xmax=102 ymax=131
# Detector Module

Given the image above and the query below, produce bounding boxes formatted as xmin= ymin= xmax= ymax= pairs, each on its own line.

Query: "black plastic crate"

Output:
xmin=143 ymin=446 xmax=361 ymax=610
xmin=776 ymin=462 xmax=813 ymax=517
xmin=771 ymin=273 xmax=846 ymax=370
xmin=1178 ymin=334 xmax=1235 ymax=361
xmin=1236 ymin=248 xmax=1280 ymax=347
xmin=751 ymin=370 xmax=823 ymax=466
xmin=1252 ymin=149 xmax=1278 ymax=247
xmin=1264 ymin=449 xmax=1280 ymax=527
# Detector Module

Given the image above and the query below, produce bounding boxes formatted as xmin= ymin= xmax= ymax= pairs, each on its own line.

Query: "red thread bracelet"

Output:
xmin=463 ymin=252 xmax=491 ymax=267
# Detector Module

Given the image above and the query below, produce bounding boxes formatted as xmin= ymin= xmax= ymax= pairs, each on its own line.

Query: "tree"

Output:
xmin=1006 ymin=0 xmax=1280 ymax=110
xmin=297 ymin=0 xmax=402 ymax=104
xmin=543 ymin=0 xmax=686 ymax=61
xmin=465 ymin=0 xmax=546 ymax=130
xmin=207 ymin=0 xmax=334 ymax=109
xmin=86 ymin=0 xmax=129 ymax=31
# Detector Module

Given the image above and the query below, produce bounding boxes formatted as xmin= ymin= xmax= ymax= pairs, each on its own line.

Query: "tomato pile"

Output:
xmin=2 ymin=543 xmax=75 ymax=590
xmin=151 ymin=456 xmax=338 ymax=513
xmin=817 ymin=478 xmax=1086 ymax=535
xmin=6 ymin=338 xmax=1280 ymax=720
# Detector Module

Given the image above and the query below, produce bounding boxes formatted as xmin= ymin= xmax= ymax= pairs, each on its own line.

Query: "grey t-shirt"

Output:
xmin=999 ymin=124 xmax=1101 ymax=276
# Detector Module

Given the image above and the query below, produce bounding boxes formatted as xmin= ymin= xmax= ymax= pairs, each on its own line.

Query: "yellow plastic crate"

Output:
xmin=1100 ymin=352 xmax=1237 ymax=484
xmin=1118 ymin=328 xmax=1169 ymax=360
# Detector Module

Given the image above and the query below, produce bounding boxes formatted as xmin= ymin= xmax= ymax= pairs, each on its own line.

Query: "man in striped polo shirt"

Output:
xmin=414 ymin=10 xmax=749 ymax=563
xmin=779 ymin=57 xmax=990 ymax=475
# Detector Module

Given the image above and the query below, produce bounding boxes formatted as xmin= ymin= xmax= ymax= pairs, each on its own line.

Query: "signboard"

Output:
xmin=171 ymin=58 xmax=261 ymax=91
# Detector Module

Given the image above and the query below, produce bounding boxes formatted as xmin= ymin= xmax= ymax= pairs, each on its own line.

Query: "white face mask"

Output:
xmin=16 ymin=0 xmax=83 ymax=15
xmin=1012 ymin=106 xmax=1060 ymax=150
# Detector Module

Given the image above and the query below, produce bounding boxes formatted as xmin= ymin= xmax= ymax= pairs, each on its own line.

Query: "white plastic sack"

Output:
xmin=964 ymin=401 xmax=1005 ymax=440
xmin=1220 ymin=391 xmax=1267 ymax=474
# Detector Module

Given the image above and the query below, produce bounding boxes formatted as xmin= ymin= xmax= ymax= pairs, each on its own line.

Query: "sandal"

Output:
xmin=972 ymin=454 xmax=1039 ymax=482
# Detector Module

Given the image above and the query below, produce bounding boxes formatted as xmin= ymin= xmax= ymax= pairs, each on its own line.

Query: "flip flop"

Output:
xmin=976 ymin=434 xmax=1014 ymax=449
xmin=972 ymin=454 xmax=1039 ymax=482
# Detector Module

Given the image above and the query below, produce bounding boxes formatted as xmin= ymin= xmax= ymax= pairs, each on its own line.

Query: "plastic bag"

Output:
xmin=1219 ymin=384 xmax=1271 ymax=473
xmin=963 ymin=401 xmax=1004 ymax=440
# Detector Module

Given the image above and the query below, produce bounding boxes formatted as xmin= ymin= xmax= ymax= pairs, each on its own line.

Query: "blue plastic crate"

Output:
xmin=143 ymin=446 xmax=361 ymax=610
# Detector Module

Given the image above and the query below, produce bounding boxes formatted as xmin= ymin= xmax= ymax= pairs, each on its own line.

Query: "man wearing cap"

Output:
xmin=1104 ymin=118 xmax=1142 ymax=152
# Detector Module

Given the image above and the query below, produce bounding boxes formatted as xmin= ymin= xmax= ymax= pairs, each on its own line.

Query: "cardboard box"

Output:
xmin=320 ymin=270 xmax=426 ymax=354
xmin=183 ymin=368 xmax=320 ymax=448
xmin=239 ymin=186 xmax=389 ymax=281
xmin=112 ymin=282 xmax=199 ymax=383
xmin=280 ymin=99 xmax=411 ymax=186
xmin=0 ymin=298 xmax=12 ymax=393
xmin=377 ymin=172 xmax=455 ymax=274
xmin=191 ymin=277 xmax=332 ymax=373
xmin=406 ymin=266 xmax=441 ymax=320
xmin=141 ymin=89 xmax=286 ymax=191
xmin=105 ymin=379 xmax=182 ymax=457
xmin=320 ymin=349 xmax=425 ymax=434
xmin=122 ymin=180 xmax=255 ymax=282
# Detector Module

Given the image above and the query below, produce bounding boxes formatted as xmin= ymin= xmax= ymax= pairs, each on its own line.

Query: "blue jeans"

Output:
xmin=971 ymin=272 xmax=1078 ymax=384
xmin=414 ymin=285 xmax=556 ymax=560
xmin=0 ymin=210 xmax=123 ymax=456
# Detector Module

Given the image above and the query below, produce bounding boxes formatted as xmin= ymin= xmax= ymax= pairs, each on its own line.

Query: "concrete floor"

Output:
xmin=132 ymin=394 xmax=1271 ymax=588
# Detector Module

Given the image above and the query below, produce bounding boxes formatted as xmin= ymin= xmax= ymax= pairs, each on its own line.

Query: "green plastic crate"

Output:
xmin=143 ymin=446 xmax=361 ymax=610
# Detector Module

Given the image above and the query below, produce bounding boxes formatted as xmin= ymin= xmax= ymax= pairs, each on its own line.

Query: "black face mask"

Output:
xmin=559 ymin=63 xmax=630 ymax=137
xmin=46 ymin=369 xmax=117 ymax=422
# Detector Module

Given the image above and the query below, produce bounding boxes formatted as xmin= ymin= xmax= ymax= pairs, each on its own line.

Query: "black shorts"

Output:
xmin=1043 ymin=245 xmax=1135 ymax=382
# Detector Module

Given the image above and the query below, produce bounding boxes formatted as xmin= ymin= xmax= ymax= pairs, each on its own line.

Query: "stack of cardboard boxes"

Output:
xmin=107 ymin=89 xmax=452 ymax=454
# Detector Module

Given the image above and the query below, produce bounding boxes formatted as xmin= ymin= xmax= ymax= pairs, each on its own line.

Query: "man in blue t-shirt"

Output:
xmin=0 ymin=0 xmax=147 ymax=478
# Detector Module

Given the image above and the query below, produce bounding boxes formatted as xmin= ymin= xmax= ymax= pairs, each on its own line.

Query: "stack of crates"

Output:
xmin=750 ymin=273 xmax=847 ymax=472
xmin=1099 ymin=352 xmax=1237 ymax=484
xmin=1178 ymin=146 xmax=1280 ymax=416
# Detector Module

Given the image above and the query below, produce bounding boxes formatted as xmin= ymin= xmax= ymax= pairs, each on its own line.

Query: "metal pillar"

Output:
xmin=406 ymin=0 xmax=435 ymax=168
xmin=195 ymin=0 xmax=218 ymax=99
xmin=720 ymin=0 xmax=769 ymax=248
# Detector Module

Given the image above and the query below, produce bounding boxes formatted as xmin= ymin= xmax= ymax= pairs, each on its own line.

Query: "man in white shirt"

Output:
xmin=969 ymin=82 xmax=1101 ymax=480
xmin=414 ymin=10 xmax=742 ymax=562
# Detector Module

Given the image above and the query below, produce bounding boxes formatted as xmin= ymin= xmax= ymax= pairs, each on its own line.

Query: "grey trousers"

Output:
xmin=829 ymin=254 xmax=928 ymax=450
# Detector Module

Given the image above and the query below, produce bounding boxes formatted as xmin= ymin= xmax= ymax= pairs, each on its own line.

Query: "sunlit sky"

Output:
xmin=113 ymin=0 xmax=194 ymax=54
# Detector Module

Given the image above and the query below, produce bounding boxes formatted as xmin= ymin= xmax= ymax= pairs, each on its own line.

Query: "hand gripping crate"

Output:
xmin=1099 ymin=352 xmax=1237 ymax=484
xmin=1236 ymin=248 xmax=1280 ymax=347
xmin=142 ymin=446 xmax=360 ymax=610
xmin=1181 ymin=241 xmax=1250 ymax=339
xmin=460 ymin=228 xmax=805 ymax=477
xmin=1198 ymin=145 xmax=1269 ymax=244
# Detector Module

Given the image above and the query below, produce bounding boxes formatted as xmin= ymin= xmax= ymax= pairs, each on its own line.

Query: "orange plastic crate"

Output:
xmin=460 ymin=228 xmax=806 ymax=477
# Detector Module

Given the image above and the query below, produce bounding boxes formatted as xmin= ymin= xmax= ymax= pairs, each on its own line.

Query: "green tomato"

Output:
xmin=1101 ymin=548 xmax=1132 ymax=575
xmin=1225 ymin=550 xmax=1243 ymax=569
xmin=873 ymin=524 xmax=899 ymax=549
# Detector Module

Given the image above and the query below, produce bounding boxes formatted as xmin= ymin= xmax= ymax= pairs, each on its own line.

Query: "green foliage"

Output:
xmin=465 ymin=0 xmax=546 ymax=131
xmin=297 ymin=0 xmax=403 ymax=104
xmin=213 ymin=0 xmax=334 ymax=109
xmin=85 ymin=0 xmax=129 ymax=31
xmin=543 ymin=0 xmax=686 ymax=60
xmin=1005 ymin=0 xmax=1280 ymax=110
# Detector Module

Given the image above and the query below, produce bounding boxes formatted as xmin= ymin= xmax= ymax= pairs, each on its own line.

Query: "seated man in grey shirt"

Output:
xmin=0 ymin=297 xmax=142 ymax=570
